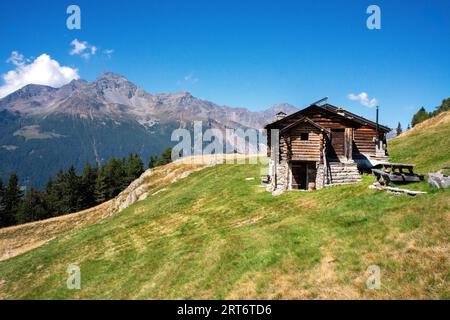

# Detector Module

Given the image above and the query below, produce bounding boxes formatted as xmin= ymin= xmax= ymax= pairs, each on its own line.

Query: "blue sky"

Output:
xmin=0 ymin=0 xmax=449 ymax=128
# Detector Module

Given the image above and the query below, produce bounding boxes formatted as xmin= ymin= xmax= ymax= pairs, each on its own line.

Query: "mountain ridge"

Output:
xmin=0 ymin=71 xmax=298 ymax=127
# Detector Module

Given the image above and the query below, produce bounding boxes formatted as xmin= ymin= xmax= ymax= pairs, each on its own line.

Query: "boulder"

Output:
xmin=428 ymin=173 xmax=450 ymax=189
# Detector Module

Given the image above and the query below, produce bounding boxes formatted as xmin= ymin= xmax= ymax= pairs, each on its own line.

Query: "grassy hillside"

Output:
xmin=0 ymin=115 xmax=449 ymax=299
xmin=389 ymin=111 xmax=450 ymax=172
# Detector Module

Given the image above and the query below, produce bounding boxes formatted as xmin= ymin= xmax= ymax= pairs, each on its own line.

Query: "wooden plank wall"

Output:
xmin=353 ymin=126 xmax=377 ymax=156
xmin=330 ymin=129 xmax=345 ymax=157
xmin=270 ymin=110 xmax=350 ymax=130
xmin=301 ymin=112 xmax=352 ymax=130
xmin=267 ymin=107 xmax=380 ymax=161
xmin=279 ymin=135 xmax=288 ymax=161
xmin=287 ymin=123 xmax=321 ymax=162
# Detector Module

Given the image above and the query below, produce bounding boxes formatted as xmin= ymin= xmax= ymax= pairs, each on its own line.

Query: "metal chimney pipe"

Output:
xmin=376 ymin=105 xmax=379 ymax=135
xmin=276 ymin=111 xmax=287 ymax=121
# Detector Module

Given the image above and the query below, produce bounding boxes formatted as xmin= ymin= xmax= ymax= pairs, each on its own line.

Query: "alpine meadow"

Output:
xmin=0 ymin=112 xmax=449 ymax=299
xmin=0 ymin=0 xmax=449 ymax=307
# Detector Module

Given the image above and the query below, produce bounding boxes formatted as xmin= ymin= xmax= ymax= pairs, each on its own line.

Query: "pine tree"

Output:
xmin=396 ymin=122 xmax=403 ymax=135
xmin=48 ymin=170 xmax=66 ymax=216
xmin=148 ymin=148 xmax=174 ymax=169
xmin=80 ymin=163 xmax=98 ymax=209
xmin=411 ymin=107 xmax=430 ymax=127
xmin=159 ymin=147 xmax=173 ymax=166
xmin=94 ymin=167 xmax=108 ymax=204
xmin=148 ymin=156 xmax=157 ymax=169
xmin=440 ymin=98 xmax=450 ymax=112
xmin=432 ymin=98 xmax=450 ymax=116
xmin=65 ymin=166 xmax=82 ymax=213
xmin=47 ymin=167 xmax=81 ymax=215
xmin=106 ymin=158 xmax=127 ymax=196
xmin=17 ymin=188 xmax=50 ymax=224
xmin=3 ymin=173 xmax=23 ymax=227
xmin=125 ymin=154 xmax=144 ymax=183
xmin=44 ymin=177 xmax=57 ymax=217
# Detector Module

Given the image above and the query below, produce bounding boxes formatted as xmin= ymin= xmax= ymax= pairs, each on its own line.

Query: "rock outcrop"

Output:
xmin=428 ymin=173 xmax=450 ymax=189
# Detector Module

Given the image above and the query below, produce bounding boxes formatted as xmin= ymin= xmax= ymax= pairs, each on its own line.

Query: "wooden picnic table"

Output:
xmin=371 ymin=162 xmax=424 ymax=186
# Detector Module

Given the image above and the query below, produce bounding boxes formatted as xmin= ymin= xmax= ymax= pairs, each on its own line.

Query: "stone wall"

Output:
xmin=267 ymin=158 xmax=289 ymax=194
xmin=316 ymin=162 xmax=361 ymax=189
xmin=270 ymin=160 xmax=361 ymax=193
xmin=315 ymin=164 xmax=325 ymax=189
xmin=275 ymin=160 xmax=289 ymax=191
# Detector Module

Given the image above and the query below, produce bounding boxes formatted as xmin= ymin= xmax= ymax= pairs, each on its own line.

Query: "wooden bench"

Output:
xmin=371 ymin=162 xmax=425 ymax=186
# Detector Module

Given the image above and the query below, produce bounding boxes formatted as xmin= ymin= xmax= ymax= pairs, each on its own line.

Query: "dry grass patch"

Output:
xmin=0 ymin=201 xmax=112 ymax=261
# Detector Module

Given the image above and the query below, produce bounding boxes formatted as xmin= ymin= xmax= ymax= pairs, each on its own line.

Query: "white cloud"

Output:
xmin=0 ymin=52 xmax=79 ymax=98
xmin=70 ymin=39 xmax=97 ymax=59
xmin=183 ymin=73 xmax=199 ymax=84
xmin=70 ymin=39 xmax=87 ymax=55
xmin=6 ymin=51 xmax=26 ymax=66
xmin=348 ymin=92 xmax=378 ymax=108
xmin=103 ymin=49 xmax=114 ymax=58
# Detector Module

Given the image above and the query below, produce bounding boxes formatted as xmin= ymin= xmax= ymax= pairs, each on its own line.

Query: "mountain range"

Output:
xmin=0 ymin=72 xmax=297 ymax=188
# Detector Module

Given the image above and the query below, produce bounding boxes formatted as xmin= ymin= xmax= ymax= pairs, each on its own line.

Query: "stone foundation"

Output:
xmin=269 ymin=159 xmax=361 ymax=194
xmin=316 ymin=162 xmax=361 ymax=189
xmin=266 ymin=159 xmax=289 ymax=193
xmin=276 ymin=160 xmax=289 ymax=191
xmin=315 ymin=164 xmax=325 ymax=190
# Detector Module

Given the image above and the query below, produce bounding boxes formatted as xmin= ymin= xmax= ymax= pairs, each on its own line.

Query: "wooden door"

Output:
xmin=291 ymin=162 xmax=307 ymax=190
xmin=330 ymin=129 xmax=345 ymax=158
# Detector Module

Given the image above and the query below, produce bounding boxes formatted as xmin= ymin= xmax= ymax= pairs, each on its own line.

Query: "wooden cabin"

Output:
xmin=265 ymin=101 xmax=390 ymax=192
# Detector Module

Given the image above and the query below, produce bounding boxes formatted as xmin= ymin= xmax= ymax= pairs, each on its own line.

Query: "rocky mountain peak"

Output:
xmin=60 ymin=79 xmax=88 ymax=91
xmin=0 ymin=71 xmax=300 ymax=129
xmin=0 ymin=84 xmax=58 ymax=111
xmin=97 ymin=72 xmax=127 ymax=81
xmin=11 ymin=84 xmax=57 ymax=98
xmin=94 ymin=72 xmax=135 ymax=88
xmin=92 ymin=72 xmax=140 ymax=100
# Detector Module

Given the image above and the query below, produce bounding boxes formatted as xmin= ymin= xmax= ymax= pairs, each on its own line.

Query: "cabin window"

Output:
xmin=301 ymin=133 xmax=309 ymax=141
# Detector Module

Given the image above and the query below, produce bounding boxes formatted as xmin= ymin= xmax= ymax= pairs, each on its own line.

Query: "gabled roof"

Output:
xmin=265 ymin=102 xmax=391 ymax=133
xmin=321 ymin=104 xmax=391 ymax=132
xmin=280 ymin=116 xmax=331 ymax=135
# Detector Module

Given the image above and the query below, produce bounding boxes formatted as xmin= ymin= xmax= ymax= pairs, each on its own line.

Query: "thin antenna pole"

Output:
xmin=310 ymin=97 xmax=329 ymax=107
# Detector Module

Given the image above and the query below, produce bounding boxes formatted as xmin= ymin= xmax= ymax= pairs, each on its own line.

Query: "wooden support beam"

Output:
xmin=344 ymin=127 xmax=353 ymax=161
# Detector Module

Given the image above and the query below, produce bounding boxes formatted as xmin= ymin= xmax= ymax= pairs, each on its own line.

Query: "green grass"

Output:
xmin=0 ymin=113 xmax=449 ymax=299
xmin=389 ymin=111 xmax=450 ymax=172
xmin=0 ymin=163 xmax=448 ymax=299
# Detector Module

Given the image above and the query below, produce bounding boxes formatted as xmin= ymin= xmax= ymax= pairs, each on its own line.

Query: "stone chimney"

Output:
xmin=276 ymin=111 xmax=287 ymax=121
